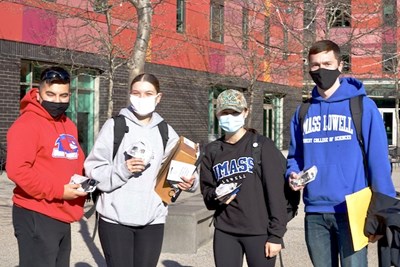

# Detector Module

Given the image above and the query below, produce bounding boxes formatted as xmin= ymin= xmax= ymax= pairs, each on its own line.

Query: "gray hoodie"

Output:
xmin=84 ymin=108 xmax=182 ymax=226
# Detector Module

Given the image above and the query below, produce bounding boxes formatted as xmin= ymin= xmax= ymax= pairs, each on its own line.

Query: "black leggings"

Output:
xmin=214 ymin=228 xmax=277 ymax=267
xmin=98 ymin=219 xmax=164 ymax=267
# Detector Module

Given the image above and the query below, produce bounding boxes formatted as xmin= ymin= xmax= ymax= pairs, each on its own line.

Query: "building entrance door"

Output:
xmin=380 ymin=109 xmax=396 ymax=146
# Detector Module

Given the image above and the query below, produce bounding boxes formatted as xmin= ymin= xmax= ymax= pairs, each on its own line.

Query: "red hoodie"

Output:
xmin=6 ymin=89 xmax=85 ymax=223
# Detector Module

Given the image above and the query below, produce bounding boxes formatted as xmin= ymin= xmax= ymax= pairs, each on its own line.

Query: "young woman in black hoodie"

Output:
xmin=200 ymin=89 xmax=288 ymax=267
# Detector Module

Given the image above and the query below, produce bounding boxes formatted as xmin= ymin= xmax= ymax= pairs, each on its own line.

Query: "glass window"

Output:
xmin=19 ymin=62 xmax=48 ymax=99
xmin=382 ymin=43 xmax=397 ymax=73
xmin=342 ymin=54 xmax=351 ymax=73
xmin=207 ymin=86 xmax=228 ymax=141
xmin=383 ymin=0 xmax=397 ymax=27
xmin=264 ymin=94 xmax=283 ymax=149
xmin=326 ymin=3 xmax=351 ymax=28
xmin=93 ymin=0 xmax=109 ymax=13
xmin=383 ymin=54 xmax=398 ymax=73
xmin=210 ymin=0 xmax=224 ymax=43
xmin=177 ymin=0 xmax=186 ymax=33
xmin=242 ymin=8 xmax=249 ymax=50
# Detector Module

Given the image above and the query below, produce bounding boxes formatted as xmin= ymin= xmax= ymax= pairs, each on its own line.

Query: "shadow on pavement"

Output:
xmin=160 ymin=260 xmax=192 ymax=267
xmin=77 ymin=219 xmax=106 ymax=267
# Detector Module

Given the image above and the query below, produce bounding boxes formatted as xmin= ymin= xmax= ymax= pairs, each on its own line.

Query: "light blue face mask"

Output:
xmin=218 ymin=114 xmax=245 ymax=133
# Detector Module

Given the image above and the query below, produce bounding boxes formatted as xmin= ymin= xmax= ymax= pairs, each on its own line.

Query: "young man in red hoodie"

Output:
xmin=6 ymin=66 xmax=87 ymax=267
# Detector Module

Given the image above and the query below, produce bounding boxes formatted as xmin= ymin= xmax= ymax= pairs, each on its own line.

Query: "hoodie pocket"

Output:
xmin=305 ymin=163 xmax=353 ymax=205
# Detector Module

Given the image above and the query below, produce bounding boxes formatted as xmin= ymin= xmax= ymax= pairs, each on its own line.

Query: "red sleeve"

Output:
xmin=6 ymin=117 xmax=64 ymax=200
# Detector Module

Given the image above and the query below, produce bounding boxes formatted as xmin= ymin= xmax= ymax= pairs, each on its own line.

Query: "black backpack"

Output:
xmin=84 ymin=115 xmax=169 ymax=219
xmin=251 ymin=134 xmax=300 ymax=222
xmin=209 ymin=132 xmax=300 ymax=223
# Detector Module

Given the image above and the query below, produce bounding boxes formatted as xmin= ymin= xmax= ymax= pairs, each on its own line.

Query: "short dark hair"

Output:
xmin=40 ymin=66 xmax=70 ymax=85
xmin=130 ymin=73 xmax=160 ymax=93
xmin=308 ymin=40 xmax=341 ymax=63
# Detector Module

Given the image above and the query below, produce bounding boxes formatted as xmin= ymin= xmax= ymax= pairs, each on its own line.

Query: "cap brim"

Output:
xmin=216 ymin=106 xmax=244 ymax=115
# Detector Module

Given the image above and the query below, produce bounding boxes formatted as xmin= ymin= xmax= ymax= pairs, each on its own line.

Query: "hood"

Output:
xmin=20 ymin=88 xmax=66 ymax=121
xmin=311 ymin=77 xmax=366 ymax=103
xmin=119 ymin=106 xmax=165 ymax=128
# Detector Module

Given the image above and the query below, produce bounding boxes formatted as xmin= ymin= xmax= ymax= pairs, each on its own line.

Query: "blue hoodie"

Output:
xmin=286 ymin=77 xmax=395 ymax=213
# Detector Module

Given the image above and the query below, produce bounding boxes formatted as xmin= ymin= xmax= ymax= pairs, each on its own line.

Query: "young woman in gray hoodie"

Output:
xmin=84 ymin=73 xmax=198 ymax=267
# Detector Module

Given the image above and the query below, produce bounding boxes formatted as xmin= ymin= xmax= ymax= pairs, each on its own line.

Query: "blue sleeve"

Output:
xmin=286 ymin=107 xmax=303 ymax=179
xmin=362 ymin=98 xmax=396 ymax=197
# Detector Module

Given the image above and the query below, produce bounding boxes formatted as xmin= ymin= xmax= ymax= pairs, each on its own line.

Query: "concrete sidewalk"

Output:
xmin=1 ymin=166 xmax=400 ymax=267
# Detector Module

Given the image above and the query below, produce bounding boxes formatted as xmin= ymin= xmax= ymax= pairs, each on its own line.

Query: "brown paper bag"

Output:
xmin=155 ymin=136 xmax=197 ymax=204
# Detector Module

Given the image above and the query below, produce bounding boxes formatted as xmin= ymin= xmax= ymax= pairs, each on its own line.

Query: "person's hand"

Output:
xmin=265 ymin=242 xmax=282 ymax=258
xmin=177 ymin=175 xmax=195 ymax=191
xmin=368 ymin=234 xmax=383 ymax=243
xmin=63 ymin=183 xmax=87 ymax=200
xmin=288 ymin=172 xmax=305 ymax=191
xmin=126 ymin=158 xmax=146 ymax=173
xmin=224 ymin=193 xmax=237 ymax=204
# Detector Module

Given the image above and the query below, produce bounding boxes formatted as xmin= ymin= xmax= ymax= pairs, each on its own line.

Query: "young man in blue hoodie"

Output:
xmin=286 ymin=40 xmax=396 ymax=267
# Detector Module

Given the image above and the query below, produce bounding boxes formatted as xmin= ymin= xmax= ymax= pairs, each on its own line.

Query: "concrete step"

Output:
xmin=162 ymin=193 xmax=214 ymax=254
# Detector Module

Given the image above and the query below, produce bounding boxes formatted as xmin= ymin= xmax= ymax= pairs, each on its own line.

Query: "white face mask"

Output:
xmin=130 ymin=94 xmax=158 ymax=116
xmin=218 ymin=114 xmax=245 ymax=133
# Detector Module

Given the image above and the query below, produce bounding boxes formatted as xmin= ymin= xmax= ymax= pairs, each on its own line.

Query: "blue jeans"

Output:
xmin=305 ymin=213 xmax=367 ymax=267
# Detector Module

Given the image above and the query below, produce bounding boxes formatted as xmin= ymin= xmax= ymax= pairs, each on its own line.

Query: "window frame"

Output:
xmin=210 ymin=0 xmax=224 ymax=43
xmin=326 ymin=3 xmax=351 ymax=28
xmin=382 ymin=43 xmax=398 ymax=73
xmin=383 ymin=0 xmax=397 ymax=27
xmin=93 ymin=0 xmax=110 ymax=13
xmin=242 ymin=7 xmax=249 ymax=50
xmin=382 ymin=53 xmax=398 ymax=73
xmin=176 ymin=0 xmax=186 ymax=33
xmin=342 ymin=54 xmax=351 ymax=73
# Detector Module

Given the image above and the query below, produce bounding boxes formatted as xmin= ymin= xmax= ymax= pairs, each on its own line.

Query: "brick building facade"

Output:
xmin=0 ymin=39 xmax=299 ymax=155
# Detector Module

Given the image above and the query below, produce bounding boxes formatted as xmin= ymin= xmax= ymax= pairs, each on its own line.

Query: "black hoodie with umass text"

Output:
xmin=200 ymin=131 xmax=287 ymax=243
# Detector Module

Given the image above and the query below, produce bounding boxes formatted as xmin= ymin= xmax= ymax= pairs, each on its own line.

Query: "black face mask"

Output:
xmin=41 ymin=100 xmax=69 ymax=120
xmin=309 ymin=68 xmax=341 ymax=90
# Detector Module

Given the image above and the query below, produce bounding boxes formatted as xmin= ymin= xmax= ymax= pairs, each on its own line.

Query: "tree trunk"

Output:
xmin=107 ymin=75 xmax=114 ymax=118
xmin=127 ymin=0 xmax=153 ymax=85
xmin=246 ymin=81 xmax=256 ymax=128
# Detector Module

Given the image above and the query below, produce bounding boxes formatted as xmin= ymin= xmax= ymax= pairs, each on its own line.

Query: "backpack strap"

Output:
xmin=252 ymin=134 xmax=262 ymax=178
xmin=113 ymin=116 xmax=169 ymax=159
xmin=157 ymin=120 xmax=169 ymax=152
xmin=299 ymin=99 xmax=311 ymax=132
xmin=113 ymin=115 xmax=129 ymax=159
xmin=350 ymin=95 xmax=364 ymax=151
xmin=209 ymin=140 xmax=222 ymax=166
xmin=350 ymin=95 xmax=368 ymax=181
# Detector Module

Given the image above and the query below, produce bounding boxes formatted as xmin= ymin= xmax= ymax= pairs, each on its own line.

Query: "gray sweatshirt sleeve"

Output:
xmin=84 ymin=119 xmax=131 ymax=192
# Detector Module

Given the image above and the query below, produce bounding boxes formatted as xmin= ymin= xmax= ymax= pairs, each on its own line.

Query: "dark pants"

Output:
xmin=98 ymin=219 xmax=164 ymax=267
xmin=12 ymin=205 xmax=71 ymax=267
xmin=213 ymin=228 xmax=277 ymax=267
xmin=305 ymin=213 xmax=367 ymax=267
